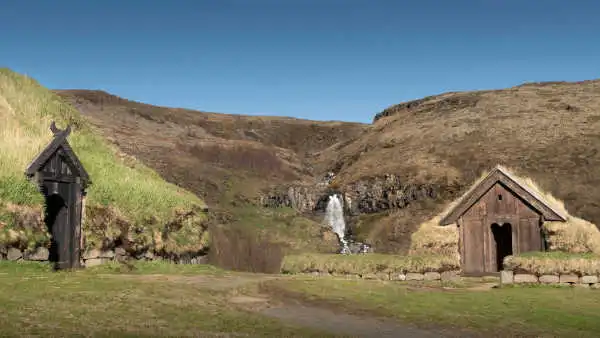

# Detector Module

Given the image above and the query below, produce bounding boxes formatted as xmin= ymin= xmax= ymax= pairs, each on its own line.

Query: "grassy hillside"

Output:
xmin=0 ymin=69 xmax=207 ymax=255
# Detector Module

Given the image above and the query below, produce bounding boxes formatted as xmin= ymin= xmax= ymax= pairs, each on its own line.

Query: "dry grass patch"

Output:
xmin=281 ymin=253 xmax=459 ymax=275
xmin=504 ymin=252 xmax=600 ymax=276
xmin=409 ymin=216 xmax=458 ymax=257
xmin=544 ymin=217 xmax=600 ymax=254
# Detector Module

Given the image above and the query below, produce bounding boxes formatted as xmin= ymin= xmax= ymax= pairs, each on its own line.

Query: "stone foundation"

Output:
xmin=0 ymin=247 xmax=207 ymax=266
xmin=302 ymin=270 xmax=460 ymax=282
xmin=500 ymin=270 xmax=600 ymax=288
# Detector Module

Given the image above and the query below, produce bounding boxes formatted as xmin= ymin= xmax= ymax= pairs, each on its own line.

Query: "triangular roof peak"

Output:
xmin=439 ymin=165 xmax=567 ymax=225
xmin=25 ymin=121 xmax=90 ymax=187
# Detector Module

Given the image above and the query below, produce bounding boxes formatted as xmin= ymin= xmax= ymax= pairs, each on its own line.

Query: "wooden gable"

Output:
xmin=439 ymin=165 xmax=567 ymax=225
xmin=25 ymin=122 xmax=90 ymax=187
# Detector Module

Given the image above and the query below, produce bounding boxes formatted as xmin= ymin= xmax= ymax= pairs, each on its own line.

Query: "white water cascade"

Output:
xmin=325 ymin=194 xmax=351 ymax=254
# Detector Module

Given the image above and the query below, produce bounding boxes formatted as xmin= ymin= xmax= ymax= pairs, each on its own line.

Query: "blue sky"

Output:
xmin=2 ymin=0 xmax=599 ymax=123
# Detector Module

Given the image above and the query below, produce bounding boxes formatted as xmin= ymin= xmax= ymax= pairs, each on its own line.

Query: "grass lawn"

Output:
xmin=0 ymin=261 xmax=332 ymax=337
xmin=265 ymin=276 xmax=600 ymax=337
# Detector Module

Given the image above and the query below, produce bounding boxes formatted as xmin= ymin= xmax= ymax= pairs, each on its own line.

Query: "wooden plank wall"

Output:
xmin=460 ymin=182 xmax=543 ymax=274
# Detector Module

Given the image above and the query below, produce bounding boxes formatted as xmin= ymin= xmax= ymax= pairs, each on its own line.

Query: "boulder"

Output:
xmin=26 ymin=247 xmax=49 ymax=261
xmin=7 ymin=248 xmax=22 ymax=261
xmin=424 ymin=272 xmax=441 ymax=280
xmin=390 ymin=273 xmax=407 ymax=281
xmin=405 ymin=273 xmax=424 ymax=281
xmin=362 ymin=273 xmax=378 ymax=280
xmin=500 ymin=270 xmax=514 ymax=285
xmin=559 ymin=274 xmax=579 ymax=284
xmin=514 ymin=274 xmax=538 ymax=284
xmin=581 ymin=275 xmax=599 ymax=284
xmin=441 ymin=271 xmax=459 ymax=282
xmin=539 ymin=275 xmax=559 ymax=284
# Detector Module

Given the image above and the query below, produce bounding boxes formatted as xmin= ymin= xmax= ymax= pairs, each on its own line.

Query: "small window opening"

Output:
xmin=498 ymin=194 xmax=503 ymax=201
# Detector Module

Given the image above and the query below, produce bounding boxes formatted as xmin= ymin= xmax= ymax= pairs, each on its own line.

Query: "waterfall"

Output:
xmin=325 ymin=194 xmax=351 ymax=254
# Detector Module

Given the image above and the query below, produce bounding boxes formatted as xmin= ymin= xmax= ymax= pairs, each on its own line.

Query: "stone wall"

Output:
xmin=1 ymin=247 xmax=50 ymax=262
xmin=500 ymin=270 xmax=600 ymax=288
xmin=292 ymin=270 xmax=461 ymax=282
xmin=0 ymin=247 xmax=207 ymax=266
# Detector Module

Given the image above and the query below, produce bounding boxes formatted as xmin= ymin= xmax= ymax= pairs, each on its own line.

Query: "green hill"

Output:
xmin=0 ymin=69 xmax=208 ymax=256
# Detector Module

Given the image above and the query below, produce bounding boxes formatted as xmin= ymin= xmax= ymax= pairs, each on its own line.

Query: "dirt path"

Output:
xmin=228 ymin=290 xmax=480 ymax=338
xmin=260 ymin=303 xmax=472 ymax=338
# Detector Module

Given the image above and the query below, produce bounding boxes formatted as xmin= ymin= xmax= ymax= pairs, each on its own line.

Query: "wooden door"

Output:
xmin=518 ymin=217 xmax=543 ymax=253
xmin=462 ymin=219 xmax=485 ymax=274
xmin=57 ymin=181 xmax=72 ymax=269
xmin=45 ymin=181 xmax=77 ymax=269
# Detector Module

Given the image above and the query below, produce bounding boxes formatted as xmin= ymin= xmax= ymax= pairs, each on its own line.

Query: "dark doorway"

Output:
xmin=44 ymin=193 xmax=68 ymax=269
xmin=491 ymin=223 xmax=513 ymax=271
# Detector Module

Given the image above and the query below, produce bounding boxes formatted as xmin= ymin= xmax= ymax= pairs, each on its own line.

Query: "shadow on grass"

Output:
xmin=208 ymin=224 xmax=285 ymax=274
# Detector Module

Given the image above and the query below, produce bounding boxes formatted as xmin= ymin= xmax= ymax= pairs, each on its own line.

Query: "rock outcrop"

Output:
xmin=260 ymin=174 xmax=439 ymax=215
